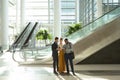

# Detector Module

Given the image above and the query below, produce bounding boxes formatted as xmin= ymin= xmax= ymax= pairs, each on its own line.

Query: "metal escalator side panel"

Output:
xmin=74 ymin=16 xmax=120 ymax=64
xmin=27 ymin=22 xmax=41 ymax=48
xmin=15 ymin=22 xmax=34 ymax=48
xmin=68 ymin=7 xmax=120 ymax=44
xmin=21 ymin=22 xmax=39 ymax=49
xmin=17 ymin=22 xmax=35 ymax=49
xmin=9 ymin=22 xmax=31 ymax=51
xmin=13 ymin=22 xmax=31 ymax=44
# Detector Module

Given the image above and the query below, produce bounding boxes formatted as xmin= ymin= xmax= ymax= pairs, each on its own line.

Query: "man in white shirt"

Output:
xmin=63 ymin=38 xmax=75 ymax=75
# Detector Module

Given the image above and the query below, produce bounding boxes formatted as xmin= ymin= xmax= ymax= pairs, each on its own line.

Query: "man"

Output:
xmin=63 ymin=38 xmax=75 ymax=75
xmin=51 ymin=37 xmax=59 ymax=74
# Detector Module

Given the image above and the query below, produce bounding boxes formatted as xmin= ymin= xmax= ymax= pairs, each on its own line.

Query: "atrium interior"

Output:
xmin=0 ymin=0 xmax=120 ymax=80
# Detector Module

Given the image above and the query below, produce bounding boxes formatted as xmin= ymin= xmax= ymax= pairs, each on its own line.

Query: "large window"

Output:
xmin=25 ymin=0 xmax=76 ymax=24
xmin=61 ymin=0 xmax=76 ymax=24
xmin=8 ymin=0 xmax=78 ymax=38
xmin=79 ymin=0 xmax=120 ymax=26
xmin=102 ymin=0 xmax=120 ymax=14
xmin=79 ymin=0 xmax=97 ymax=26
xmin=25 ymin=0 xmax=49 ymax=23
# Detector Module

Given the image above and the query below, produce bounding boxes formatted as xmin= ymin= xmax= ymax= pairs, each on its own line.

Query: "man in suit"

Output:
xmin=51 ymin=37 xmax=59 ymax=74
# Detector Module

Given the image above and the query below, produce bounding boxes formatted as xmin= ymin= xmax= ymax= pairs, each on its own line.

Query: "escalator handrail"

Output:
xmin=9 ymin=22 xmax=31 ymax=51
xmin=21 ymin=22 xmax=39 ymax=49
xmin=68 ymin=6 xmax=120 ymax=39
xmin=17 ymin=22 xmax=35 ymax=49
xmin=14 ymin=23 xmax=32 ymax=48
xmin=82 ymin=6 xmax=120 ymax=29
xmin=27 ymin=23 xmax=41 ymax=48
xmin=68 ymin=6 xmax=120 ymax=43
xmin=13 ymin=22 xmax=31 ymax=45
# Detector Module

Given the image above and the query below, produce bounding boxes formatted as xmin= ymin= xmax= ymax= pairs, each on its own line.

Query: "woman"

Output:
xmin=58 ymin=38 xmax=66 ymax=73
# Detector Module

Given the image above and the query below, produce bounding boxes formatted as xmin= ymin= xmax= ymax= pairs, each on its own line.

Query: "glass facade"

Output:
xmin=8 ymin=0 xmax=120 ymax=36
xmin=24 ymin=0 xmax=76 ymax=24
xmin=79 ymin=0 xmax=97 ymax=26
xmin=79 ymin=0 xmax=120 ymax=26
xmin=61 ymin=0 xmax=76 ymax=24
xmin=25 ymin=0 xmax=49 ymax=23
xmin=8 ymin=0 xmax=120 ymax=24
xmin=102 ymin=0 xmax=120 ymax=14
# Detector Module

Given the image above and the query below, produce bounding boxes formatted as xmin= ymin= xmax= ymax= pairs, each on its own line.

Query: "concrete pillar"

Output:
xmin=48 ymin=0 xmax=50 ymax=24
xmin=20 ymin=0 xmax=25 ymax=32
xmin=16 ymin=0 xmax=20 ymax=34
xmin=0 ymin=0 xmax=9 ymax=50
xmin=0 ymin=1 xmax=1 ymax=44
xmin=75 ymin=0 xmax=79 ymax=23
xmin=53 ymin=0 xmax=61 ymax=38
xmin=96 ymin=0 xmax=103 ymax=18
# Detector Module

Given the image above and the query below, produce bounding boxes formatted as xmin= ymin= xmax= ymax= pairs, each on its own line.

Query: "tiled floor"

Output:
xmin=0 ymin=52 xmax=120 ymax=80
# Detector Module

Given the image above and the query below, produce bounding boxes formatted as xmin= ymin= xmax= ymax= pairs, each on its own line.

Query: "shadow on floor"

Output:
xmin=55 ymin=72 xmax=82 ymax=80
xmin=75 ymin=70 xmax=120 ymax=76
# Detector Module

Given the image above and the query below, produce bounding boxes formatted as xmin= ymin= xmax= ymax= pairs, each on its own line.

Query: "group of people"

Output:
xmin=51 ymin=37 xmax=75 ymax=75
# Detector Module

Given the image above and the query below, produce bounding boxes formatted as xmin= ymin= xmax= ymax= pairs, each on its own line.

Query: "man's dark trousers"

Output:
xmin=52 ymin=42 xmax=58 ymax=72
xmin=53 ymin=54 xmax=58 ymax=72
xmin=64 ymin=53 xmax=74 ymax=74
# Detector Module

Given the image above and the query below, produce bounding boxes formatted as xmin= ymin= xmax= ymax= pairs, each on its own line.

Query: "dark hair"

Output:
xmin=55 ymin=37 xmax=59 ymax=40
xmin=64 ymin=38 xmax=68 ymax=41
xmin=60 ymin=38 xmax=63 ymax=40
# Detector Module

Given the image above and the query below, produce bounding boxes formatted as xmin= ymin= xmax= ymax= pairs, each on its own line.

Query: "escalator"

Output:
xmin=69 ymin=7 xmax=120 ymax=64
xmin=12 ymin=22 xmax=41 ymax=62
xmin=9 ymin=22 xmax=39 ymax=52
xmin=16 ymin=22 xmax=37 ymax=50
xmin=73 ymin=16 xmax=120 ymax=64
xmin=21 ymin=22 xmax=38 ymax=49
xmin=13 ymin=7 xmax=120 ymax=64
xmin=9 ymin=22 xmax=31 ymax=51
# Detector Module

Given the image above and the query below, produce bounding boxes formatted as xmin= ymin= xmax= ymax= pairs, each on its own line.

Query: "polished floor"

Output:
xmin=0 ymin=52 xmax=120 ymax=80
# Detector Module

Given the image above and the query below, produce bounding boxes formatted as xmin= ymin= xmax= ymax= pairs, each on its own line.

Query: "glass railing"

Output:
xmin=67 ymin=7 xmax=120 ymax=44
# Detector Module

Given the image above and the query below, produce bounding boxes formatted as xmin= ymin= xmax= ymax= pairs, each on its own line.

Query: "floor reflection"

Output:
xmin=0 ymin=53 xmax=120 ymax=80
